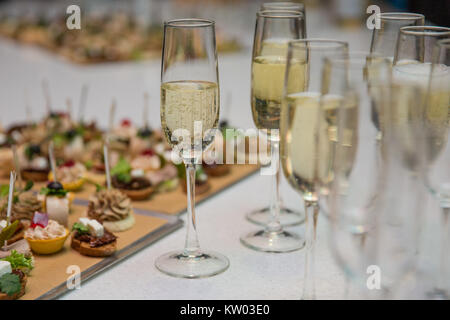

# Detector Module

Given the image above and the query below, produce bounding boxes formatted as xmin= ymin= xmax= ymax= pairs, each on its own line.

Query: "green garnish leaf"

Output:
xmin=116 ymin=172 xmax=131 ymax=183
xmin=95 ymin=183 xmax=104 ymax=192
xmin=40 ymin=187 xmax=68 ymax=197
xmin=24 ymin=181 xmax=34 ymax=192
xmin=0 ymin=220 xmax=19 ymax=244
xmin=0 ymin=273 xmax=21 ymax=296
xmin=0 ymin=185 xmax=9 ymax=197
xmin=111 ymin=158 xmax=131 ymax=176
xmin=1 ymin=250 xmax=33 ymax=273
xmin=84 ymin=160 xmax=93 ymax=170
xmin=158 ymin=153 xmax=166 ymax=169
xmin=72 ymin=222 xmax=89 ymax=235
xmin=111 ymin=158 xmax=132 ymax=183
xmin=175 ymin=163 xmax=185 ymax=179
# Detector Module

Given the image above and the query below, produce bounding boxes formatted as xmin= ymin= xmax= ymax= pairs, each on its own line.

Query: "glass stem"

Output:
xmin=437 ymin=207 xmax=449 ymax=291
xmin=302 ymin=200 xmax=319 ymax=300
xmin=183 ymin=163 xmax=201 ymax=257
xmin=265 ymin=139 xmax=282 ymax=234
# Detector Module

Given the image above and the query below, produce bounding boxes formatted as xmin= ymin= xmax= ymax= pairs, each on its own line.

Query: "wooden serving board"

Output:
xmin=20 ymin=203 xmax=181 ymax=300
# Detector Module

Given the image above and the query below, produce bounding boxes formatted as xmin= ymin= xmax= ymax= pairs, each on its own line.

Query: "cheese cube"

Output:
xmin=0 ymin=261 xmax=12 ymax=278
xmin=0 ymin=219 xmax=7 ymax=232
xmin=46 ymin=196 xmax=69 ymax=227
xmin=79 ymin=218 xmax=90 ymax=227
xmin=87 ymin=220 xmax=104 ymax=237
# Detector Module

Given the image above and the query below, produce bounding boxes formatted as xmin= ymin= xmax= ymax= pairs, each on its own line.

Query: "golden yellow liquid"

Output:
xmin=280 ymin=92 xmax=357 ymax=201
xmin=251 ymin=54 xmax=306 ymax=131
xmin=390 ymin=63 xmax=450 ymax=166
xmin=161 ymin=80 xmax=219 ymax=150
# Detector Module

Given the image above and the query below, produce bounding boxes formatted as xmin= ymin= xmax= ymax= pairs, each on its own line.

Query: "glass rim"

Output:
xmin=164 ymin=18 xmax=215 ymax=28
xmin=399 ymin=25 xmax=450 ymax=36
xmin=257 ymin=9 xmax=304 ymax=19
xmin=287 ymin=39 xmax=349 ymax=50
xmin=376 ymin=12 xmax=424 ymax=21
xmin=323 ymin=51 xmax=390 ymax=69
xmin=260 ymin=2 xmax=305 ymax=10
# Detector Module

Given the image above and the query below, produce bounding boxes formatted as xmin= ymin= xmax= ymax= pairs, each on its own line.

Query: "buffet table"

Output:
xmin=1 ymin=8 xmax=439 ymax=300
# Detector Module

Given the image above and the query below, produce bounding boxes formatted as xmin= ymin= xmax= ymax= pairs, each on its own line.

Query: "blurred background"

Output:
xmin=0 ymin=0 xmax=447 ymax=129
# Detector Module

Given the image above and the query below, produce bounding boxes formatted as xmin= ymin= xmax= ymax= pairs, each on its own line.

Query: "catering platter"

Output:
xmin=21 ymin=199 xmax=182 ymax=300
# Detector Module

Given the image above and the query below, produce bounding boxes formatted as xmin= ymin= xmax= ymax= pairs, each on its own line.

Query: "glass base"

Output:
xmin=426 ymin=288 xmax=449 ymax=300
xmin=155 ymin=250 xmax=229 ymax=279
xmin=246 ymin=206 xmax=305 ymax=227
xmin=240 ymin=229 xmax=305 ymax=253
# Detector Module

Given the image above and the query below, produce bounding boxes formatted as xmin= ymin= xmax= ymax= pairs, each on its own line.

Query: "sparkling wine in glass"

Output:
xmin=156 ymin=19 xmax=229 ymax=279
xmin=280 ymin=40 xmax=349 ymax=299
xmin=240 ymin=10 xmax=306 ymax=253
xmin=246 ymin=3 xmax=308 ymax=228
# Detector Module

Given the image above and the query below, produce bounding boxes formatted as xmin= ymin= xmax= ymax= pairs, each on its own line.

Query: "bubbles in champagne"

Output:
xmin=161 ymin=80 xmax=219 ymax=153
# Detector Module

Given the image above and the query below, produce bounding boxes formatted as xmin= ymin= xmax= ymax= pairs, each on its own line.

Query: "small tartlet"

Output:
xmin=25 ymin=229 xmax=69 ymax=255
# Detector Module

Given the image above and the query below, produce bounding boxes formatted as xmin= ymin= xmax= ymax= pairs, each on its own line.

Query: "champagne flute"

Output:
xmin=322 ymin=53 xmax=391 ymax=297
xmin=426 ymin=39 xmax=450 ymax=298
xmin=246 ymin=3 xmax=307 ymax=227
xmin=426 ymin=39 xmax=450 ymax=299
xmin=370 ymin=12 xmax=424 ymax=61
xmin=156 ymin=19 xmax=229 ymax=278
xmin=394 ymin=28 xmax=450 ymax=297
xmin=261 ymin=2 xmax=307 ymax=35
xmin=280 ymin=40 xmax=349 ymax=299
xmin=240 ymin=10 xmax=306 ymax=253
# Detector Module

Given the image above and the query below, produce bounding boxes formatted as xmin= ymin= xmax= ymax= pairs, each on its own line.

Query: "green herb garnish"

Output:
xmin=24 ymin=181 xmax=34 ymax=192
xmin=40 ymin=187 xmax=68 ymax=197
xmin=0 ymin=185 xmax=9 ymax=197
xmin=84 ymin=160 xmax=93 ymax=170
xmin=0 ymin=273 xmax=21 ymax=296
xmin=111 ymin=158 xmax=132 ymax=183
xmin=72 ymin=222 xmax=89 ymax=235
xmin=0 ymin=220 xmax=19 ymax=245
xmin=1 ymin=250 xmax=33 ymax=273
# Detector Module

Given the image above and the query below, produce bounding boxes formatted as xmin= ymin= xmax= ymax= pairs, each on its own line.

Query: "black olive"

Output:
xmin=47 ymin=181 xmax=64 ymax=190
xmin=29 ymin=144 xmax=41 ymax=155
xmin=49 ymin=112 xmax=59 ymax=118
xmin=65 ymin=129 xmax=77 ymax=140
xmin=138 ymin=127 xmax=153 ymax=138
xmin=219 ymin=120 xmax=229 ymax=129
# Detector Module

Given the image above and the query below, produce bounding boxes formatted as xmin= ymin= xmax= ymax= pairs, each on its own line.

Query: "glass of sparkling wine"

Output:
xmin=369 ymin=12 xmax=424 ymax=61
xmin=279 ymin=40 xmax=349 ymax=299
xmin=240 ymin=10 xmax=306 ymax=253
xmin=246 ymin=2 xmax=307 ymax=228
xmin=156 ymin=19 xmax=229 ymax=278
xmin=394 ymin=26 xmax=450 ymax=298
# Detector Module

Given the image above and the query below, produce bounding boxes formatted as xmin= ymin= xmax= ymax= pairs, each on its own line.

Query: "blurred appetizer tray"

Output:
xmin=78 ymin=164 xmax=259 ymax=215
xmin=22 ymin=201 xmax=182 ymax=300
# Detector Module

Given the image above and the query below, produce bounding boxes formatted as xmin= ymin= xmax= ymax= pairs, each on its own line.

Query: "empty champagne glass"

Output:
xmin=426 ymin=39 xmax=450 ymax=299
xmin=324 ymin=53 xmax=391 ymax=295
xmin=394 ymin=26 xmax=450 ymax=298
xmin=241 ymin=10 xmax=306 ymax=253
xmin=246 ymin=2 xmax=307 ymax=227
xmin=156 ymin=19 xmax=229 ymax=278
xmin=370 ymin=12 xmax=424 ymax=61
xmin=280 ymin=40 xmax=349 ymax=299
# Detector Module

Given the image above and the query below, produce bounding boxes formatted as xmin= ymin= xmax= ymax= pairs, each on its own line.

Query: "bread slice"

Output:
xmin=21 ymin=170 xmax=49 ymax=182
xmin=203 ymin=164 xmax=231 ymax=177
xmin=6 ymin=230 xmax=24 ymax=245
xmin=182 ymin=180 xmax=211 ymax=195
xmin=0 ymin=274 xmax=27 ymax=300
xmin=119 ymin=186 xmax=154 ymax=201
xmin=71 ymin=236 xmax=117 ymax=257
